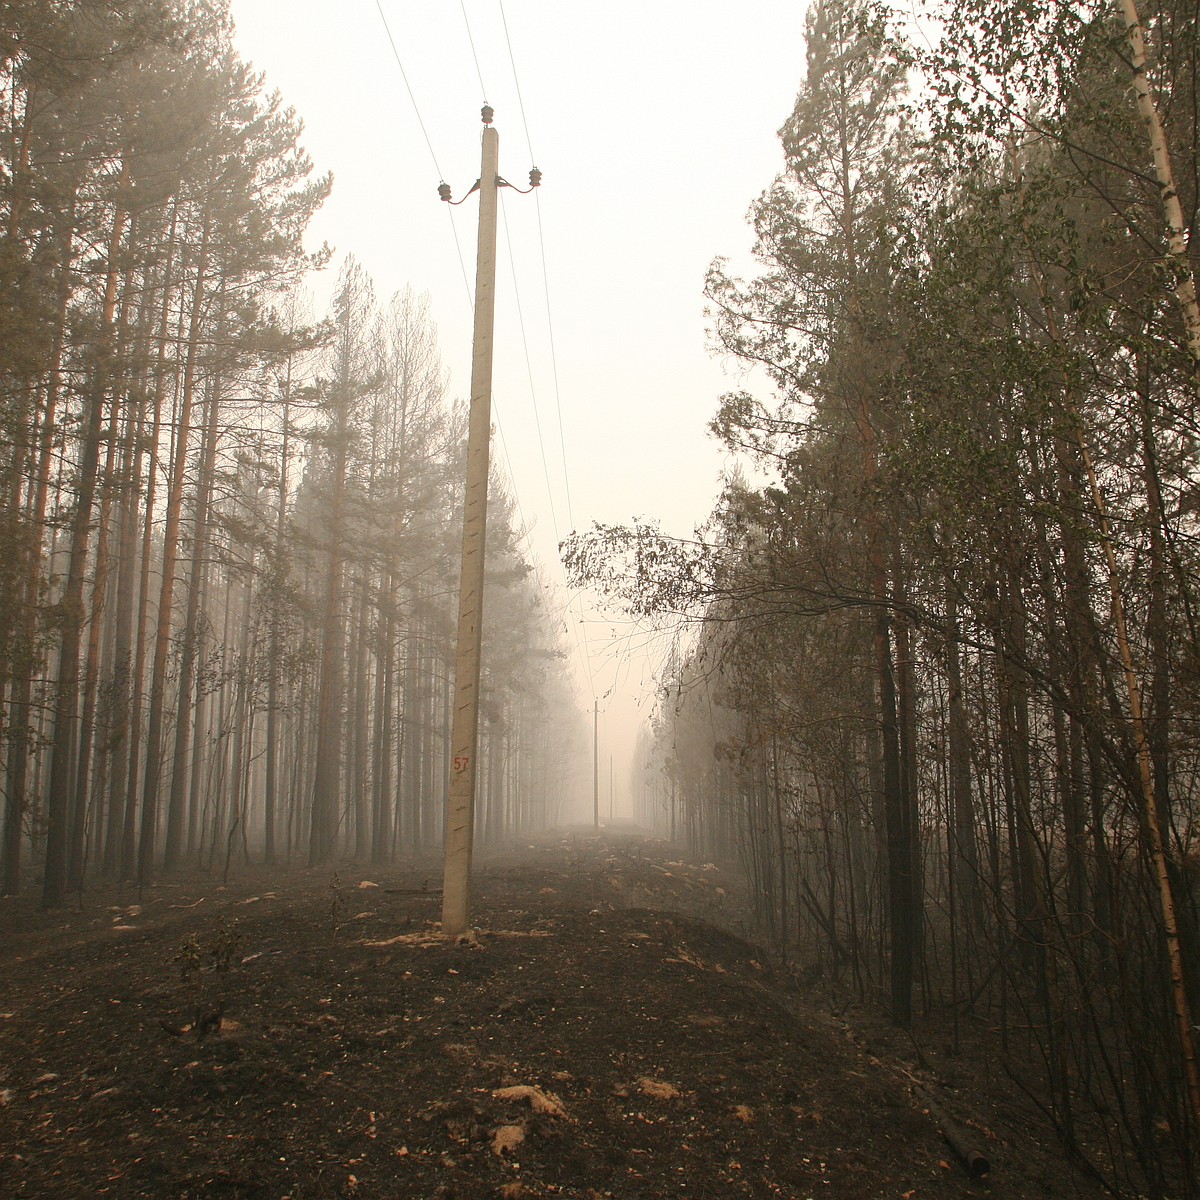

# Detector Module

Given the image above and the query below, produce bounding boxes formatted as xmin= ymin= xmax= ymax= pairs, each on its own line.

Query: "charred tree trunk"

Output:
xmin=43 ymin=180 xmax=128 ymax=907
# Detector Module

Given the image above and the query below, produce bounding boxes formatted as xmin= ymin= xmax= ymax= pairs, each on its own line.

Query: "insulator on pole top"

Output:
xmin=481 ymin=104 xmax=494 ymax=125
xmin=438 ymin=181 xmax=452 ymax=202
xmin=528 ymin=167 xmax=542 ymax=189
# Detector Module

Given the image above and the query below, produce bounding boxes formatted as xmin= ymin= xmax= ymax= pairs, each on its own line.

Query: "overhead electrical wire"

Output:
xmin=499 ymin=194 xmax=559 ymax=542
xmin=487 ymin=0 xmax=595 ymax=703
xmin=532 ymin=201 xmax=575 ymax=531
xmin=497 ymin=0 xmax=536 ymax=165
xmin=373 ymin=0 xmax=444 ymax=180
xmin=431 ymin=1 xmax=596 ymax=706
xmin=378 ymin=0 xmax=597 ymax=709
xmin=490 ymin=404 xmax=533 ymax=555
xmin=439 ymin=14 xmax=541 ymax=587
xmin=496 ymin=191 xmax=596 ymax=702
xmin=459 ymin=0 xmax=490 ymax=103
xmin=371 ymin=0 xmax=519 ymax=559
xmin=495 ymin=0 xmax=574 ymax=530
xmin=372 ymin=0 xmax=474 ymax=311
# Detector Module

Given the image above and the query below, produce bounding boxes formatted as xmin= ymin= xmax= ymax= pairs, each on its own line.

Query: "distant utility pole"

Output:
xmin=440 ymin=108 xmax=539 ymax=937
xmin=593 ymin=699 xmax=599 ymax=829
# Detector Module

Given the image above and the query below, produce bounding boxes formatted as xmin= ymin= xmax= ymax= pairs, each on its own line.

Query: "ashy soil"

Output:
xmin=0 ymin=830 xmax=1109 ymax=1199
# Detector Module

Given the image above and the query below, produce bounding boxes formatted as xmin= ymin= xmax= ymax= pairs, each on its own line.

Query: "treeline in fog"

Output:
xmin=568 ymin=0 xmax=1200 ymax=1192
xmin=0 ymin=1 xmax=585 ymax=908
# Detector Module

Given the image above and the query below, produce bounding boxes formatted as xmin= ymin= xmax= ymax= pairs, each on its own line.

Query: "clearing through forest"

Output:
xmin=0 ymin=830 xmax=1107 ymax=1199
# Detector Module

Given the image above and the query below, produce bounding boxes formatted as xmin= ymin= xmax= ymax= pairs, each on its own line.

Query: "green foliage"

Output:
xmin=169 ymin=918 xmax=241 ymax=1041
xmin=562 ymin=520 xmax=718 ymax=619
xmin=176 ymin=918 xmax=242 ymax=983
xmin=590 ymin=1 xmax=1200 ymax=1185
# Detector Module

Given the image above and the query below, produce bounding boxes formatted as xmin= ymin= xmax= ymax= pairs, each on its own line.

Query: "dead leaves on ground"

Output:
xmin=493 ymin=1084 xmax=569 ymax=1119
xmin=636 ymin=1077 xmax=682 ymax=1102
xmin=612 ymin=1076 xmax=690 ymax=1105
xmin=363 ymin=927 xmax=554 ymax=950
xmin=490 ymin=1123 xmax=526 ymax=1156
xmin=425 ymin=1082 xmax=568 ymax=1163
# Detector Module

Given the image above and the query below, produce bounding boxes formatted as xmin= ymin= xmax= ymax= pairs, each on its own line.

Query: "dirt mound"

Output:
xmin=0 ymin=833 xmax=1105 ymax=1198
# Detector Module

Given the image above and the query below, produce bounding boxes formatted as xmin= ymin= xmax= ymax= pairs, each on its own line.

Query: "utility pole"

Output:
xmin=593 ymin=699 xmax=599 ymax=830
xmin=440 ymin=109 xmax=539 ymax=937
xmin=440 ymin=109 xmax=500 ymax=938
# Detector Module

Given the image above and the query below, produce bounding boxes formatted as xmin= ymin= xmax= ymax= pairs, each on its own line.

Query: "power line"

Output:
xmin=499 ymin=193 xmax=559 ymax=542
xmin=497 ymin=0 xmax=536 ymax=165
xmin=447 ymin=207 xmax=474 ymax=313
xmin=495 ymin=192 xmax=595 ymax=702
xmin=371 ymin=2 xmax=474 ymax=310
xmin=356 ymin=8 xmax=596 ymax=720
xmin=486 ymin=5 xmax=590 ymax=701
xmin=491 ymin=4 xmax=576 ymax=528
xmin=369 ymin=5 xmax=552 ymax=702
xmin=487 ymin=0 xmax=576 ymax=533
xmin=430 ymin=8 xmax=594 ymax=706
xmin=459 ymin=0 xmax=489 ymax=103
xmin=373 ymin=0 xmax=445 ymax=181
xmin=490 ymin=406 xmax=532 ymax=554
xmin=532 ymin=191 xmax=574 ymax=531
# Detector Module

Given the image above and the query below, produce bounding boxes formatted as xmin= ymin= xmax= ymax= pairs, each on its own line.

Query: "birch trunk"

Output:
xmin=1120 ymin=0 xmax=1200 ymax=382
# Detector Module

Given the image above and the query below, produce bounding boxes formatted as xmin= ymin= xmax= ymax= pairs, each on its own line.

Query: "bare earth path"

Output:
xmin=0 ymin=830 xmax=1107 ymax=1199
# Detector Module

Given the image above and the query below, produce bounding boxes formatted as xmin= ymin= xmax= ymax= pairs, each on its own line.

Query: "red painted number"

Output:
xmin=453 ymin=755 xmax=470 ymax=772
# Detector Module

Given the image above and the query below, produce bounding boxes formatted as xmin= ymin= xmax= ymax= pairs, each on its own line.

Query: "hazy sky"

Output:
xmin=226 ymin=1 xmax=809 ymax=811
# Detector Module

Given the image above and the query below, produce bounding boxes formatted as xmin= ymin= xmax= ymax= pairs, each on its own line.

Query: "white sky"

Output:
xmin=227 ymin=0 xmax=809 ymax=816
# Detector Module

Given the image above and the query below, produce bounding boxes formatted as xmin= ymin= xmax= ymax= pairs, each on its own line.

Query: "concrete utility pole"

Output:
xmin=439 ymin=109 xmax=541 ymax=936
xmin=593 ymin=699 xmax=599 ymax=829
xmin=441 ymin=110 xmax=500 ymax=938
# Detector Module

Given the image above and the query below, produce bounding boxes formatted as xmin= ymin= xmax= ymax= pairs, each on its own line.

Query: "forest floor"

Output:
xmin=0 ymin=828 xmax=1112 ymax=1200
